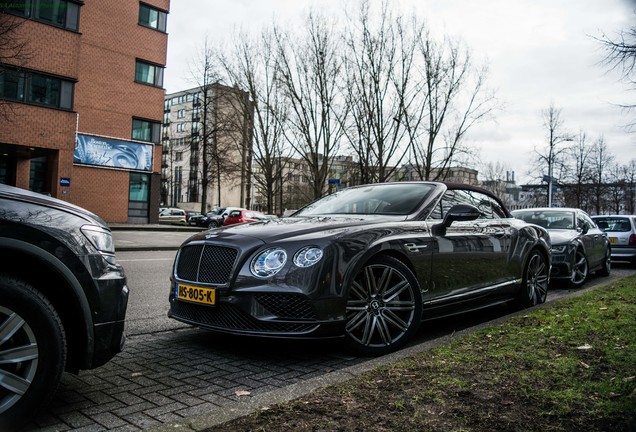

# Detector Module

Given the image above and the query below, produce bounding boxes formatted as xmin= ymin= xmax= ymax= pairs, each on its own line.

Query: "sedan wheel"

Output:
xmin=0 ymin=277 xmax=66 ymax=431
xmin=597 ymin=248 xmax=611 ymax=277
xmin=569 ymin=249 xmax=589 ymax=288
xmin=516 ymin=250 xmax=549 ymax=309
xmin=344 ymin=256 xmax=422 ymax=356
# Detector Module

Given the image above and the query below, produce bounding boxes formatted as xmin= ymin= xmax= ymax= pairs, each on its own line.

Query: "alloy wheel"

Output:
xmin=345 ymin=260 xmax=420 ymax=354
xmin=525 ymin=251 xmax=549 ymax=305
xmin=0 ymin=306 xmax=39 ymax=414
xmin=570 ymin=249 xmax=589 ymax=287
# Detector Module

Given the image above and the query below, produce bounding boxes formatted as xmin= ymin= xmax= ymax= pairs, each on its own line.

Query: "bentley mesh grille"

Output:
xmin=176 ymin=244 xmax=238 ymax=284
xmin=170 ymin=300 xmax=318 ymax=333
xmin=255 ymin=293 xmax=317 ymax=320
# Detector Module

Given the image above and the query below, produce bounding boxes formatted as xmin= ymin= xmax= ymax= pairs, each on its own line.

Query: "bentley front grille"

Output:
xmin=176 ymin=244 xmax=238 ymax=285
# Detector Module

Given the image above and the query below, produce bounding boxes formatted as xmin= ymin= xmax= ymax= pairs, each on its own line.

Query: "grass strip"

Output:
xmin=207 ymin=276 xmax=636 ymax=432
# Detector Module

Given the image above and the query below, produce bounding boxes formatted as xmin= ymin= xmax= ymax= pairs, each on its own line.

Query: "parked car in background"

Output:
xmin=187 ymin=211 xmax=202 ymax=226
xmin=0 ymin=184 xmax=128 ymax=430
xmin=223 ymin=209 xmax=267 ymax=226
xmin=591 ymin=215 xmax=636 ymax=267
xmin=512 ymin=207 xmax=611 ymax=287
xmin=159 ymin=207 xmax=187 ymax=225
xmin=202 ymin=207 xmax=243 ymax=228
xmin=169 ymin=181 xmax=551 ymax=357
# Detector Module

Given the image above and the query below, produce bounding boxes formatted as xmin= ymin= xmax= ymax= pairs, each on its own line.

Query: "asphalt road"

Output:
xmin=22 ymin=245 xmax=635 ymax=431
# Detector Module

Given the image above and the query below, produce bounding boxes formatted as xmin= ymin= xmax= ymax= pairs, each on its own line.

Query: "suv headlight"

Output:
xmin=251 ymin=248 xmax=287 ymax=278
xmin=551 ymin=245 xmax=567 ymax=254
xmin=81 ymin=225 xmax=115 ymax=254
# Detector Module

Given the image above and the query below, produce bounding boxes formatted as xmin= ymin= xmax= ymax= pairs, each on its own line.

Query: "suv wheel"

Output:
xmin=0 ymin=276 xmax=66 ymax=431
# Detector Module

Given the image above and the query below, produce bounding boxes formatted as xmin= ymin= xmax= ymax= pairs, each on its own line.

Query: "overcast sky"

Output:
xmin=164 ymin=0 xmax=635 ymax=183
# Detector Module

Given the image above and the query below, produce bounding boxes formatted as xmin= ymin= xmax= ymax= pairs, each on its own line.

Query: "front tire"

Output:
xmin=344 ymin=256 xmax=422 ymax=356
xmin=0 ymin=276 xmax=66 ymax=431
xmin=516 ymin=250 xmax=549 ymax=309
xmin=569 ymin=249 xmax=589 ymax=288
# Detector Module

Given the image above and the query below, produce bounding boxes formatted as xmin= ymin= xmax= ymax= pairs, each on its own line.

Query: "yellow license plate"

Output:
xmin=176 ymin=283 xmax=216 ymax=305
xmin=609 ymin=237 xmax=618 ymax=244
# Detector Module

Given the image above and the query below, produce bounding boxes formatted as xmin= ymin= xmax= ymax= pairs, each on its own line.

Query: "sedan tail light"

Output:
xmin=629 ymin=234 xmax=636 ymax=246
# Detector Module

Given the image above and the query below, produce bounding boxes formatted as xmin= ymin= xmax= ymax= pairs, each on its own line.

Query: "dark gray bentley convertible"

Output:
xmin=168 ymin=181 xmax=551 ymax=356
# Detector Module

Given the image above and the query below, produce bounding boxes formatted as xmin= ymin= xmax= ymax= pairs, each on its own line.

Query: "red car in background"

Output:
xmin=223 ymin=209 xmax=267 ymax=226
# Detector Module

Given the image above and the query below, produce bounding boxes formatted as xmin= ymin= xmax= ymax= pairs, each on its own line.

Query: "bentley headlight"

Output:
xmin=294 ymin=246 xmax=323 ymax=268
xmin=251 ymin=248 xmax=287 ymax=278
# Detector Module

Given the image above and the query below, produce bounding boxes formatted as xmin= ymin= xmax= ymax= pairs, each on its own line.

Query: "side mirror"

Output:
xmin=432 ymin=204 xmax=481 ymax=236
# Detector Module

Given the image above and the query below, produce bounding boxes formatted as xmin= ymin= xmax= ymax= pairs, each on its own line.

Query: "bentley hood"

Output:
xmin=182 ymin=215 xmax=402 ymax=245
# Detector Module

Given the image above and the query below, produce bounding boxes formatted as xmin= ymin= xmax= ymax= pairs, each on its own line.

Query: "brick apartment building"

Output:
xmin=0 ymin=1 xmax=170 ymax=223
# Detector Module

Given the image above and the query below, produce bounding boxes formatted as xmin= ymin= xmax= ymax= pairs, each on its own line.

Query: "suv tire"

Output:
xmin=0 ymin=275 xmax=66 ymax=431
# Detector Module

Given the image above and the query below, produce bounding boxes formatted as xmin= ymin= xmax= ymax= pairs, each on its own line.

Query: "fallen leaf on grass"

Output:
xmin=623 ymin=376 xmax=635 ymax=382
xmin=599 ymin=307 xmax=608 ymax=311
xmin=577 ymin=344 xmax=593 ymax=350
xmin=235 ymin=390 xmax=251 ymax=397
xmin=579 ymin=361 xmax=590 ymax=369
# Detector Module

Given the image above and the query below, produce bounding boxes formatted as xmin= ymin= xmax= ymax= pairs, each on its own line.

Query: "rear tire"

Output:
xmin=597 ymin=248 xmax=611 ymax=277
xmin=0 ymin=276 xmax=66 ymax=432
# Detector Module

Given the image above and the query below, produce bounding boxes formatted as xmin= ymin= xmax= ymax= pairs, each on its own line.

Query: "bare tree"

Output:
xmin=0 ymin=11 xmax=30 ymax=120
xmin=597 ymin=15 xmax=636 ymax=130
xmin=216 ymin=30 xmax=292 ymax=214
xmin=621 ymin=159 xmax=636 ymax=214
xmin=533 ymin=103 xmax=573 ymax=207
xmin=562 ymin=130 xmax=593 ymax=209
xmin=411 ymin=33 xmax=497 ymax=181
xmin=589 ymin=135 xmax=614 ymax=214
xmin=274 ymin=12 xmax=346 ymax=201
xmin=340 ymin=1 xmax=417 ymax=184
xmin=479 ymin=161 xmax=515 ymax=207
xmin=189 ymin=39 xmax=245 ymax=213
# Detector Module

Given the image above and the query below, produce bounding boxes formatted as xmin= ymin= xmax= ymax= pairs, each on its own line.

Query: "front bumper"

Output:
xmin=89 ymin=278 xmax=129 ymax=369
xmin=168 ymin=288 xmax=346 ymax=339
xmin=549 ymin=252 xmax=572 ymax=280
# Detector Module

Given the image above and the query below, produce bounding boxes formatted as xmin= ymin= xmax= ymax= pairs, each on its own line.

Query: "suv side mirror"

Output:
xmin=432 ymin=204 xmax=481 ymax=236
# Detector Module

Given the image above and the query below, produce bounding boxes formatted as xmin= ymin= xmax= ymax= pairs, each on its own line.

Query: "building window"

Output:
xmin=177 ymin=109 xmax=185 ymax=118
xmin=0 ymin=65 xmax=74 ymax=110
xmin=0 ymin=68 xmax=25 ymax=101
xmin=135 ymin=60 xmax=164 ymax=87
xmin=129 ymin=172 xmax=149 ymax=201
xmin=176 ymin=123 xmax=188 ymax=133
xmin=3 ymin=0 xmax=80 ymax=31
xmin=138 ymin=3 xmax=167 ymax=32
xmin=175 ymin=152 xmax=183 ymax=162
xmin=132 ymin=118 xmax=161 ymax=143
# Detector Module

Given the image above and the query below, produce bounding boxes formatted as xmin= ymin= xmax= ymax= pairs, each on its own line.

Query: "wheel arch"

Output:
xmin=340 ymin=242 xmax=420 ymax=298
xmin=0 ymin=238 xmax=95 ymax=373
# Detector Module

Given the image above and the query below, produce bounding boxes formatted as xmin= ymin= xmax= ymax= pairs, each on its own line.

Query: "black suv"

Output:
xmin=0 ymin=184 xmax=129 ymax=430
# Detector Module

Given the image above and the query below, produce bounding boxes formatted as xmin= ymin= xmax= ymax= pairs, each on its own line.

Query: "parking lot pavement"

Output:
xmin=23 ymin=327 xmax=367 ymax=431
